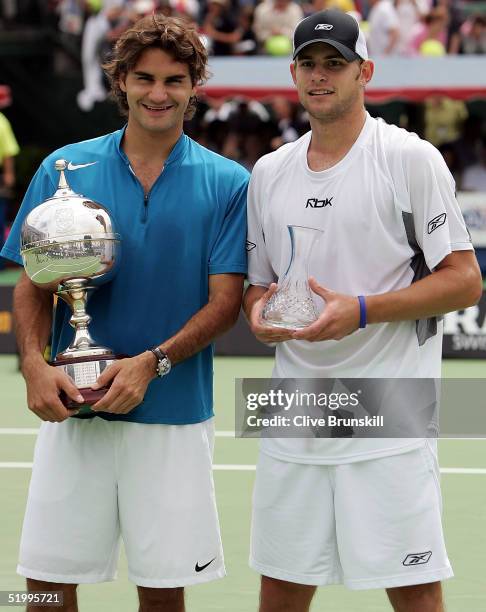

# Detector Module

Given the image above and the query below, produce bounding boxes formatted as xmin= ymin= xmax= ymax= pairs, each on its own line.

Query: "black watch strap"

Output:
xmin=150 ymin=347 xmax=171 ymax=377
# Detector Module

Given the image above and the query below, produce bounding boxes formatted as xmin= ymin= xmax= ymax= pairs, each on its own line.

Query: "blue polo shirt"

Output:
xmin=2 ymin=128 xmax=249 ymax=424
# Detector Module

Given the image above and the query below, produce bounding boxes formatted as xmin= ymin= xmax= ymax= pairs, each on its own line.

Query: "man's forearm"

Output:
xmin=159 ymin=278 xmax=243 ymax=365
xmin=13 ymin=273 xmax=54 ymax=370
xmin=366 ymin=258 xmax=482 ymax=324
xmin=243 ymin=284 xmax=267 ymax=321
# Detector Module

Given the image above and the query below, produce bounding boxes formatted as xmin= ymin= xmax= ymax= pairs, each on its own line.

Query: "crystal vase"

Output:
xmin=262 ymin=225 xmax=323 ymax=329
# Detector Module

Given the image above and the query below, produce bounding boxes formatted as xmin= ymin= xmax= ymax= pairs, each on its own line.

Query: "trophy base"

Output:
xmin=262 ymin=316 xmax=314 ymax=330
xmin=59 ymin=386 xmax=110 ymax=411
xmin=52 ymin=354 xmax=124 ymax=412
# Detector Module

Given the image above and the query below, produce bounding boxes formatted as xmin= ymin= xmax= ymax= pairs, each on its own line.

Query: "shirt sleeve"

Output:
xmin=402 ymin=137 xmax=473 ymax=271
xmin=0 ymin=163 xmax=56 ymax=265
xmin=247 ymin=157 xmax=278 ymax=287
xmin=208 ymin=164 xmax=249 ymax=275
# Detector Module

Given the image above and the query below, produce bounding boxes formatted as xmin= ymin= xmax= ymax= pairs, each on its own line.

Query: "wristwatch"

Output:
xmin=150 ymin=347 xmax=171 ymax=378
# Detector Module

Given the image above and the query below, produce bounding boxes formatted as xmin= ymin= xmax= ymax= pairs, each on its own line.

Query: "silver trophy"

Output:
xmin=262 ymin=225 xmax=323 ymax=329
xmin=20 ymin=159 xmax=121 ymax=409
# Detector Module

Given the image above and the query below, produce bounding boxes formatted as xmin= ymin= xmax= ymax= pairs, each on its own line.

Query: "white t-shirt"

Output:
xmin=247 ymin=114 xmax=473 ymax=464
xmin=368 ymin=0 xmax=400 ymax=56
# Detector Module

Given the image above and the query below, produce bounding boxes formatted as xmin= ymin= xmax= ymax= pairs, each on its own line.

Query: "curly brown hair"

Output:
xmin=103 ymin=14 xmax=209 ymax=120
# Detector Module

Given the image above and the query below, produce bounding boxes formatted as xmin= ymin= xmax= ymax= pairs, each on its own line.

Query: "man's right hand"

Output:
xmin=22 ymin=358 xmax=84 ymax=422
xmin=247 ymin=283 xmax=295 ymax=344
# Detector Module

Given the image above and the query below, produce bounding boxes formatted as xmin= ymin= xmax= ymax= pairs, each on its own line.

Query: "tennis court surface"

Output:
xmin=0 ymin=355 xmax=485 ymax=611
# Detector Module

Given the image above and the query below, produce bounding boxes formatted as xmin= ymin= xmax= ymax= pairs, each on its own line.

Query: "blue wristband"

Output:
xmin=358 ymin=295 xmax=367 ymax=329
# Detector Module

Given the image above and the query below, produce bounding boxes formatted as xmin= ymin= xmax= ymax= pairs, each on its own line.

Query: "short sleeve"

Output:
xmin=402 ymin=138 xmax=473 ymax=271
xmin=208 ymin=165 xmax=249 ymax=275
xmin=247 ymin=158 xmax=278 ymax=287
xmin=0 ymin=164 xmax=56 ymax=265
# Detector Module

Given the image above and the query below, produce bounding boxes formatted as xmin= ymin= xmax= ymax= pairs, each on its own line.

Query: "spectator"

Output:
xmin=232 ymin=6 xmax=258 ymax=55
xmin=437 ymin=0 xmax=463 ymax=54
xmin=394 ymin=0 xmax=427 ymax=55
xmin=167 ymin=0 xmax=197 ymax=19
xmin=460 ymin=15 xmax=486 ymax=55
xmin=57 ymin=0 xmax=85 ymax=37
xmin=424 ymin=95 xmax=468 ymax=147
xmin=204 ymin=98 xmax=271 ymax=163
xmin=462 ymin=142 xmax=486 ymax=191
xmin=253 ymin=0 xmax=303 ymax=52
xmin=202 ymin=0 xmax=241 ymax=56
xmin=77 ymin=0 xmax=126 ymax=112
xmin=367 ymin=0 xmax=400 ymax=56
xmin=303 ymin=0 xmax=357 ymax=17
xmin=269 ymin=96 xmax=307 ymax=150
xmin=0 ymin=0 xmax=17 ymax=27
xmin=408 ymin=6 xmax=449 ymax=56
xmin=0 ymin=110 xmax=19 ymax=271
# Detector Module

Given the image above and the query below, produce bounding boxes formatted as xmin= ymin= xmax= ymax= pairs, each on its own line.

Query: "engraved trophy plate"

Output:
xmin=20 ymin=160 xmax=122 ymax=411
xmin=59 ymin=358 xmax=115 ymax=389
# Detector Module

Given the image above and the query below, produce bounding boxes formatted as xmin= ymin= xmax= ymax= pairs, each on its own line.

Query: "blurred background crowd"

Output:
xmin=1 ymin=0 xmax=485 ymax=61
xmin=0 ymin=0 xmax=486 ymax=260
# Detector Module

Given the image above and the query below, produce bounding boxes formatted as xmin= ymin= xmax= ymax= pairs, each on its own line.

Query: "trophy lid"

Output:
xmin=20 ymin=159 xmax=121 ymax=288
xmin=21 ymin=159 xmax=120 ymax=248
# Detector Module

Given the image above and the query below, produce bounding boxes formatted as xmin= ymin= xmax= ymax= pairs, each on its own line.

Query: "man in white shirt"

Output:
xmin=253 ymin=0 xmax=304 ymax=49
xmin=368 ymin=0 xmax=400 ymax=55
xmin=243 ymin=9 xmax=482 ymax=612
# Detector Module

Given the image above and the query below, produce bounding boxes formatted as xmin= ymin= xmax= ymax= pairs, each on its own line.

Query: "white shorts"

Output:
xmin=250 ymin=442 xmax=453 ymax=590
xmin=18 ymin=417 xmax=225 ymax=588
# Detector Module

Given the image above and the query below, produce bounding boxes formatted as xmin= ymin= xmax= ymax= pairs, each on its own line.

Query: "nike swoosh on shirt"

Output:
xmin=195 ymin=558 xmax=216 ymax=572
xmin=67 ymin=161 xmax=99 ymax=171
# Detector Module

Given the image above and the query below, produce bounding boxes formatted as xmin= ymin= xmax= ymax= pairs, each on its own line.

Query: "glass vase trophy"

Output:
xmin=262 ymin=225 xmax=323 ymax=329
xmin=20 ymin=160 xmax=122 ymax=409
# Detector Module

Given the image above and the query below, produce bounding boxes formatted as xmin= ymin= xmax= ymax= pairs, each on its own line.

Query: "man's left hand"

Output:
xmin=292 ymin=278 xmax=361 ymax=342
xmin=91 ymin=352 xmax=156 ymax=413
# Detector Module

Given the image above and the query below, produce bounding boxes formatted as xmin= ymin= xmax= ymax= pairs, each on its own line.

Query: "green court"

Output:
xmin=0 ymin=353 xmax=485 ymax=611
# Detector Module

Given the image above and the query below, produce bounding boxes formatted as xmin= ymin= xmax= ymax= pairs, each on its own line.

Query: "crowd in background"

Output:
xmin=1 ymin=0 xmax=486 ymax=59
xmin=0 ymin=0 xmax=486 ymax=202
xmin=181 ymin=94 xmax=486 ymax=190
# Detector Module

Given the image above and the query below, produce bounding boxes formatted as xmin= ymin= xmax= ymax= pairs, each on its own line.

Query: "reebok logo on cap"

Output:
xmin=293 ymin=9 xmax=368 ymax=61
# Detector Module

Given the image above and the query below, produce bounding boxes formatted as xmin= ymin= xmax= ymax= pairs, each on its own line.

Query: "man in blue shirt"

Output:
xmin=1 ymin=15 xmax=248 ymax=612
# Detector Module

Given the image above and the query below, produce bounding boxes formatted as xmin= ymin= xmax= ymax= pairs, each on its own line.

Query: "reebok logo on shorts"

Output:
xmin=427 ymin=213 xmax=446 ymax=234
xmin=403 ymin=551 xmax=432 ymax=566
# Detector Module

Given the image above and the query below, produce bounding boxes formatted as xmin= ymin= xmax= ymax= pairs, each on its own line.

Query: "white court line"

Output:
xmin=1 ymin=430 xmax=485 ymax=473
xmin=2 ymin=429 xmax=486 ymax=440
xmin=0 ymin=428 xmax=236 ymax=437
xmin=0 ymin=428 xmax=39 ymax=435
xmin=441 ymin=467 xmax=486 ymax=474
xmin=0 ymin=462 xmax=486 ymax=474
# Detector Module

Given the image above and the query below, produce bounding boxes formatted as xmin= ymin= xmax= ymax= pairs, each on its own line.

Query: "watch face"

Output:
xmin=157 ymin=357 xmax=171 ymax=376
